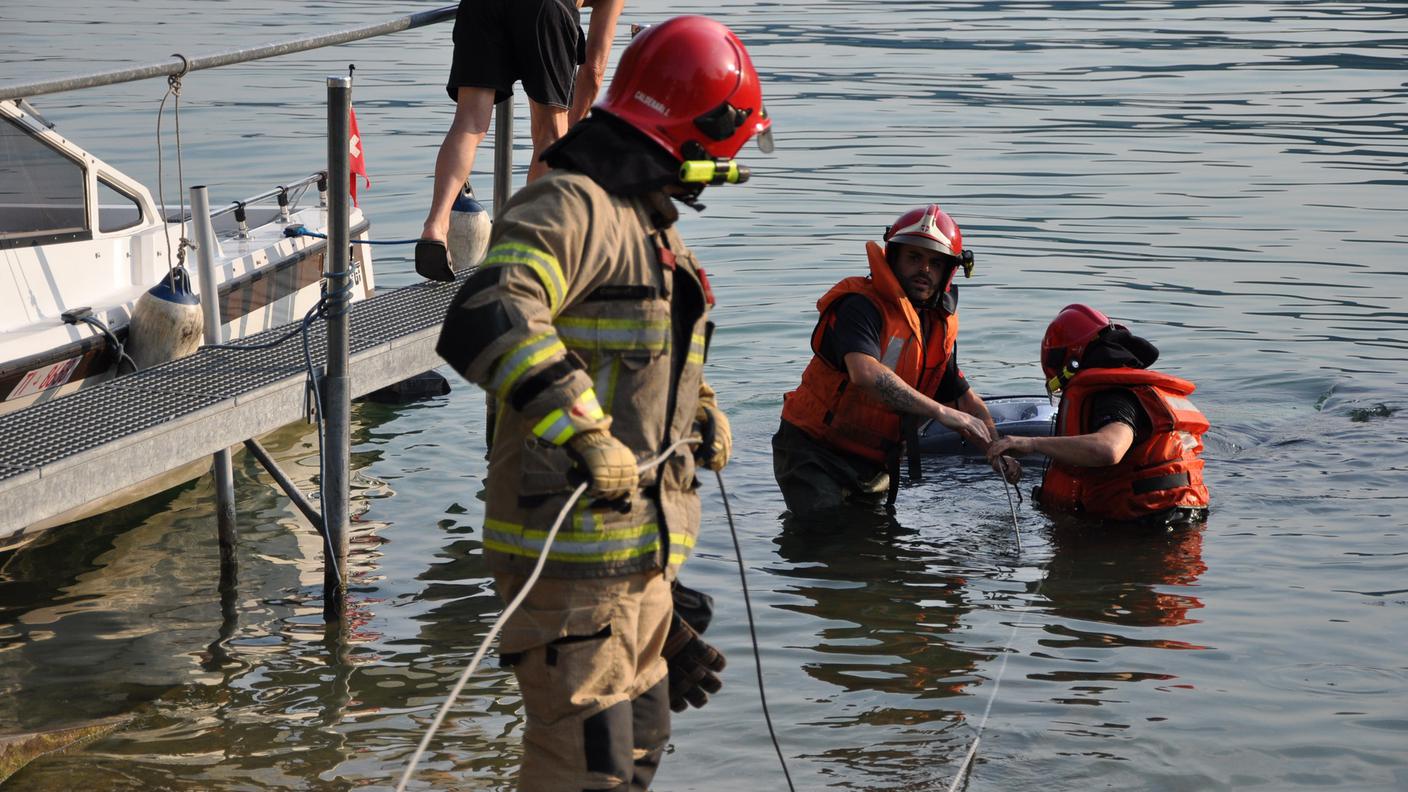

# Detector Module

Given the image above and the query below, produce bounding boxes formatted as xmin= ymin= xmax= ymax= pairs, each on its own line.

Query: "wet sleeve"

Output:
xmin=932 ymin=348 xmax=971 ymax=403
xmin=1089 ymin=389 xmax=1149 ymax=444
xmin=435 ymin=177 xmax=607 ymax=445
xmin=817 ymin=295 xmax=884 ymax=369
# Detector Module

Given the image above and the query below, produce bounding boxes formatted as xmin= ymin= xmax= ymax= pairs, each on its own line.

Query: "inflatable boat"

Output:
xmin=917 ymin=394 xmax=1055 ymax=456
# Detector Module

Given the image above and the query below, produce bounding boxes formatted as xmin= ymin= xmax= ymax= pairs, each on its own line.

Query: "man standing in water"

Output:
xmin=986 ymin=304 xmax=1210 ymax=526
xmin=415 ymin=0 xmax=626 ymax=279
xmin=773 ymin=205 xmax=1013 ymax=519
xmin=436 ymin=16 xmax=773 ymax=789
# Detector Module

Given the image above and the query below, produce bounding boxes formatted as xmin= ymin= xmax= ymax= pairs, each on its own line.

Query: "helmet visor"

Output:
xmin=757 ymin=124 xmax=775 ymax=153
xmin=756 ymin=102 xmax=775 ymax=153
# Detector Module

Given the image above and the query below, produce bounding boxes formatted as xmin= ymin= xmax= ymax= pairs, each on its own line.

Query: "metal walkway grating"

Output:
xmin=0 ymin=272 xmax=467 ymax=485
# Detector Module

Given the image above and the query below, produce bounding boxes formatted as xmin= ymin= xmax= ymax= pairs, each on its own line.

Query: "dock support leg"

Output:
xmin=323 ymin=76 xmax=353 ymax=621
xmin=192 ymin=184 xmax=240 ymax=586
xmin=213 ymin=449 xmax=239 ymax=578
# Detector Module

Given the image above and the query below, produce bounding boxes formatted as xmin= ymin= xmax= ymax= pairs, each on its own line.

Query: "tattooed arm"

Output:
xmin=844 ymin=352 xmax=992 ymax=443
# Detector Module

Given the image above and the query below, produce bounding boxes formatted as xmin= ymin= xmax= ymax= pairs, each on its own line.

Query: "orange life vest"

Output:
xmin=1039 ymin=368 xmax=1210 ymax=521
xmin=781 ymin=241 xmax=958 ymax=463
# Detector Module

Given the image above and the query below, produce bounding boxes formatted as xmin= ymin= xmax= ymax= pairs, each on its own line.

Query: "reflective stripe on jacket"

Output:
xmin=438 ymin=171 xmax=711 ymax=579
xmin=1039 ymin=368 xmax=1211 ymax=521
xmin=781 ymin=241 xmax=958 ymax=463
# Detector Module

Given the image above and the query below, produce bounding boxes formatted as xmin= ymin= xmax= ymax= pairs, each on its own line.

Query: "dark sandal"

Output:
xmin=415 ymin=239 xmax=455 ymax=282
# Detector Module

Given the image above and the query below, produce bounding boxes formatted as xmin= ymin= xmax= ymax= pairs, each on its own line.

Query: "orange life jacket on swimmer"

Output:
xmin=781 ymin=241 xmax=959 ymax=464
xmin=1039 ymin=368 xmax=1211 ymax=521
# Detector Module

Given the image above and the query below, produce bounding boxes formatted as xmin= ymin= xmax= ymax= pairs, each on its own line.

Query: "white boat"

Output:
xmin=0 ymin=98 xmax=376 ymax=416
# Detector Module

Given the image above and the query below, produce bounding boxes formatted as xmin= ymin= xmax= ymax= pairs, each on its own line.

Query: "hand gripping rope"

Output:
xmin=395 ymin=438 xmax=796 ymax=792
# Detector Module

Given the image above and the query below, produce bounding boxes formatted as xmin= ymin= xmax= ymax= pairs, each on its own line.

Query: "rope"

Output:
xmin=284 ymin=226 xmax=422 ymax=246
xmin=202 ymin=294 xmax=342 ymax=582
xmin=716 ymin=468 xmax=796 ymax=792
xmin=943 ymin=463 xmax=1045 ymax=791
xmin=155 ymin=53 xmax=193 ymax=276
xmin=393 ymin=437 xmax=703 ymax=792
xmin=997 ymin=458 xmax=1022 ymax=552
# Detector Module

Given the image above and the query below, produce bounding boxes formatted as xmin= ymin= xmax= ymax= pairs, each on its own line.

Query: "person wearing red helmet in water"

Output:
xmin=774 ymin=204 xmax=1016 ymax=518
xmin=435 ymin=16 xmax=772 ymax=790
xmin=986 ymin=304 xmax=1210 ymax=527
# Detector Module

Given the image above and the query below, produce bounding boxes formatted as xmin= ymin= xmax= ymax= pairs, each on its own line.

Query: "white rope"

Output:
xmin=944 ymin=582 xmax=1048 ymax=789
xmin=943 ymin=466 xmax=1042 ymax=791
xmin=393 ymin=436 xmax=701 ymax=792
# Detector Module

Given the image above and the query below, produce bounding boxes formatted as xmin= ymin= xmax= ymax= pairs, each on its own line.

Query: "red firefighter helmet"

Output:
xmin=596 ymin=16 xmax=773 ymax=162
xmin=882 ymin=204 xmax=975 ymax=286
xmin=884 ymin=204 xmax=962 ymax=257
xmin=1041 ymin=303 xmax=1115 ymax=392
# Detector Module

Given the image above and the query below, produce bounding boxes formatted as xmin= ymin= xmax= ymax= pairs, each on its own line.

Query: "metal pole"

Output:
xmin=0 ymin=6 xmax=458 ymax=101
xmin=324 ymin=76 xmax=353 ymax=621
xmin=485 ymin=95 xmax=513 ymax=452
xmin=191 ymin=185 xmax=240 ymax=584
xmin=243 ymin=439 xmax=325 ymax=533
xmin=492 ymin=95 xmax=513 ymax=218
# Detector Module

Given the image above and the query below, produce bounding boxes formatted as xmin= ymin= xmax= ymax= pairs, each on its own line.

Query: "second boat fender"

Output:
xmin=448 ymin=184 xmax=491 ymax=272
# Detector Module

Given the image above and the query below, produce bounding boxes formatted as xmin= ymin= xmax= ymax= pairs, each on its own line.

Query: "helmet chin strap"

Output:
xmin=674 ymin=182 xmax=708 ymax=212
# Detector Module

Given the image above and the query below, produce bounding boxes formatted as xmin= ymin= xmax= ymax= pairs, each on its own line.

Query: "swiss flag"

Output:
xmin=349 ymin=107 xmax=370 ymax=207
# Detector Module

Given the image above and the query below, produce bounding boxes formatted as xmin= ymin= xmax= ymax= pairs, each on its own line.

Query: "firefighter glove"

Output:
xmin=662 ymin=611 xmax=725 ymax=712
xmin=566 ymin=429 xmax=638 ymax=501
xmin=693 ymin=381 xmax=732 ymax=471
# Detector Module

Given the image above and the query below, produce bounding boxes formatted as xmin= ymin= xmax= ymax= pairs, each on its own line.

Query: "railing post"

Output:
xmin=485 ymin=95 xmax=513 ymax=453
xmin=323 ymin=76 xmax=353 ymax=621
xmin=191 ymin=184 xmax=240 ymax=586
xmin=492 ymin=95 xmax=512 ymax=218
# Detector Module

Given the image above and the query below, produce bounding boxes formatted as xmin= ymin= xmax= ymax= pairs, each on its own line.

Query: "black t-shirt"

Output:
xmin=817 ymin=294 xmax=970 ymax=403
xmin=1088 ymin=388 xmax=1150 ymax=444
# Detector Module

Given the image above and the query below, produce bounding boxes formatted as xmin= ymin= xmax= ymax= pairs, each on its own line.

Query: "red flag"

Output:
xmin=349 ymin=107 xmax=370 ymax=207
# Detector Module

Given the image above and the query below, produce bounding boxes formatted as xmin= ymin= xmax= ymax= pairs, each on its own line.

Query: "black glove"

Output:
xmin=662 ymin=611 xmax=725 ymax=713
xmin=671 ymin=580 xmax=715 ymax=635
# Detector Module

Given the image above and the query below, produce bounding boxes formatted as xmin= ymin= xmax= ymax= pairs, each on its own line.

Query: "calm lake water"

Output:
xmin=2 ymin=0 xmax=1406 ymax=789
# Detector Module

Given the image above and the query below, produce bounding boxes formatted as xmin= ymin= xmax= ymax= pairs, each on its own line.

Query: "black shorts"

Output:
xmin=446 ymin=0 xmax=586 ymax=108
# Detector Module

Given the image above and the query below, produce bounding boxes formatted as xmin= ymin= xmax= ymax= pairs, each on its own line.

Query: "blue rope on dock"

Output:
xmin=283 ymin=224 xmax=420 ymax=246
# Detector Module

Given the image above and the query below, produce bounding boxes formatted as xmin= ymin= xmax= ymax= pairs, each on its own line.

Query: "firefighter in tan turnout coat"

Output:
xmin=436 ymin=16 xmax=775 ymax=790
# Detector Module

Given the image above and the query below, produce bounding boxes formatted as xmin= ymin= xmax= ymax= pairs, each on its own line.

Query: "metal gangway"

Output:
xmin=0 ymin=6 xmax=510 ymax=621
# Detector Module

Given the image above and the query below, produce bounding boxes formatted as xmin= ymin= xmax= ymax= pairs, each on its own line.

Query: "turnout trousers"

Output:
xmin=495 ymin=570 xmax=673 ymax=791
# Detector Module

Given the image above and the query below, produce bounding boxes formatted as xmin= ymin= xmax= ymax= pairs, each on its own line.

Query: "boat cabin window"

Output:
xmin=97 ymin=176 xmax=142 ymax=232
xmin=0 ymin=115 xmax=88 ymax=244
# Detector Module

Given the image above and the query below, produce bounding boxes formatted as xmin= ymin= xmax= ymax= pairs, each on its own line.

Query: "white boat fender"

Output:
xmin=127 ymin=266 xmax=205 ymax=370
xmin=448 ymin=183 xmax=491 ymax=271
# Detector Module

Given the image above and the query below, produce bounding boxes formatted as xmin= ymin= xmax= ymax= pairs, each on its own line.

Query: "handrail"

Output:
xmin=0 ymin=5 xmax=457 ymax=101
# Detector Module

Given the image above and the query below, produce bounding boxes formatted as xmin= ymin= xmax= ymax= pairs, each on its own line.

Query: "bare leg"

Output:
xmin=526 ymin=98 xmax=570 ymax=183
xmin=421 ymin=86 xmax=496 ymax=243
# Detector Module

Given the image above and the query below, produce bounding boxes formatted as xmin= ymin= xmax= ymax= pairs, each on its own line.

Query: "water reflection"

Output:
xmin=770 ymin=510 xmax=992 ymax=784
xmin=0 ymin=409 xmax=408 ymax=789
xmin=1031 ymin=521 xmax=1211 ymax=695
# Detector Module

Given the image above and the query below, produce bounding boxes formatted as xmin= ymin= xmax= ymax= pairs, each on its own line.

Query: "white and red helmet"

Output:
xmin=882 ymin=204 xmax=975 ymax=278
